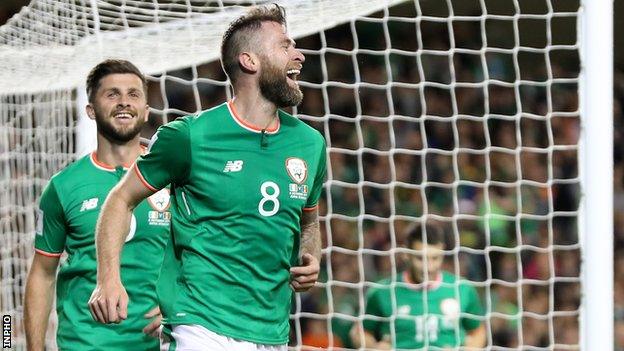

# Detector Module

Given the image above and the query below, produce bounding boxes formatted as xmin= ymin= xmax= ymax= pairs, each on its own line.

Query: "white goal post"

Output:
xmin=579 ymin=0 xmax=613 ymax=350
xmin=0 ymin=0 xmax=612 ymax=350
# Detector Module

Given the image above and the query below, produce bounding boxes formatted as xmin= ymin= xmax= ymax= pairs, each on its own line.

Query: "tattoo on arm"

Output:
xmin=300 ymin=209 xmax=321 ymax=262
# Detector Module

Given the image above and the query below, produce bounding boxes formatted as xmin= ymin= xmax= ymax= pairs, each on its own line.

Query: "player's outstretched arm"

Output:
xmin=465 ymin=323 xmax=487 ymax=348
xmin=290 ymin=208 xmax=321 ymax=292
xmin=88 ymin=168 xmax=154 ymax=324
xmin=24 ymin=254 xmax=60 ymax=351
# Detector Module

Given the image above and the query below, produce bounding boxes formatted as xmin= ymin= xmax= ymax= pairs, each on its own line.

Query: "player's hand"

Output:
xmin=142 ymin=306 xmax=162 ymax=338
xmin=88 ymin=279 xmax=128 ymax=324
xmin=376 ymin=339 xmax=392 ymax=350
xmin=289 ymin=253 xmax=319 ymax=292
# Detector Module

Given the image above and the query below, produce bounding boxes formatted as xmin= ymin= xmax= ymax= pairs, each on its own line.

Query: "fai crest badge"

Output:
xmin=285 ymin=157 xmax=308 ymax=184
xmin=148 ymin=188 xmax=170 ymax=212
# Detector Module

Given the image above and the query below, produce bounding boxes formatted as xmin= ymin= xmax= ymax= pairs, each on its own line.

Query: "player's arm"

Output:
xmin=290 ymin=208 xmax=321 ymax=292
xmin=462 ymin=282 xmax=487 ymax=349
xmin=88 ymin=169 xmax=154 ymax=324
xmin=24 ymin=254 xmax=60 ymax=351
xmin=464 ymin=323 xmax=486 ymax=348
xmin=349 ymin=324 xmax=391 ymax=350
xmin=25 ymin=182 xmax=65 ymax=350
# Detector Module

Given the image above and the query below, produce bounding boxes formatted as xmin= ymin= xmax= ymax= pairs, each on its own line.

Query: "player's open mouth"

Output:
xmin=113 ymin=111 xmax=136 ymax=124
xmin=114 ymin=112 xmax=134 ymax=120
xmin=286 ymin=69 xmax=300 ymax=84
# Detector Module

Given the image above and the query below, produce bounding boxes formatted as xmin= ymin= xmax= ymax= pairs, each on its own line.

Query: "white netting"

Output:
xmin=1 ymin=0 xmax=583 ymax=349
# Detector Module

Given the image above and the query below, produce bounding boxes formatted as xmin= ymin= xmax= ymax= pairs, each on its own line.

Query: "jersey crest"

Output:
xmin=148 ymin=188 xmax=170 ymax=212
xmin=285 ymin=157 xmax=308 ymax=184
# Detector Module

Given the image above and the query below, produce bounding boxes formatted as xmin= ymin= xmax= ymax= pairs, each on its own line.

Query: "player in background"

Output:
xmin=350 ymin=222 xmax=487 ymax=350
xmin=24 ymin=59 xmax=170 ymax=350
xmin=89 ymin=4 xmax=325 ymax=351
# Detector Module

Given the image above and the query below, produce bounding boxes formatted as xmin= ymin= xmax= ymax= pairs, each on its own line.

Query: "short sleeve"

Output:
xmin=134 ymin=117 xmax=192 ymax=191
xmin=461 ymin=283 xmax=484 ymax=331
xmin=362 ymin=287 xmax=385 ymax=339
xmin=34 ymin=181 xmax=67 ymax=256
xmin=304 ymin=138 xmax=327 ymax=209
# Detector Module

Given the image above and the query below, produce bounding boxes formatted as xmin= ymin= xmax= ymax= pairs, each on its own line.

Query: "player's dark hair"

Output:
xmin=406 ymin=221 xmax=446 ymax=248
xmin=221 ymin=3 xmax=287 ymax=83
xmin=86 ymin=59 xmax=147 ymax=103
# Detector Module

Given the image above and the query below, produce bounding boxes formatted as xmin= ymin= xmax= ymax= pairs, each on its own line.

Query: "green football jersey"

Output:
xmin=34 ymin=152 xmax=170 ymax=350
xmin=134 ymin=101 xmax=326 ymax=344
xmin=363 ymin=271 xmax=484 ymax=350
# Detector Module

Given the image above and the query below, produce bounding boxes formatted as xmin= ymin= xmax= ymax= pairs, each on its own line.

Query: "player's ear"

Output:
xmin=85 ymin=104 xmax=96 ymax=121
xmin=143 ymin=105 xmax=150 ymax=122
xmin=239 ymin=51 xmax=258 ymax=74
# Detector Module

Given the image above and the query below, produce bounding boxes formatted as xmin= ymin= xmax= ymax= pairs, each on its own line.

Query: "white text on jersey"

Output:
xmin=223 ymin=160 xmax=244 ymax=173
xmin=80 ymin=198 xmax=98 ymax=212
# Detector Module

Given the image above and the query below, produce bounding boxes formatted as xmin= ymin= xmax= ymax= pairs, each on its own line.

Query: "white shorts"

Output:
xmin=160 ymin=324 xmax=288 ymax=351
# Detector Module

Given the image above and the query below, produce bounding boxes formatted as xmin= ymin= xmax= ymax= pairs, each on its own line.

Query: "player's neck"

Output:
xmin=405 ymin=270 xmax=442 ymax=289
xmin=230 ymin=93 xmax=279 ymax=131
xmin=94 ymin=134 xmax=143 ymax=169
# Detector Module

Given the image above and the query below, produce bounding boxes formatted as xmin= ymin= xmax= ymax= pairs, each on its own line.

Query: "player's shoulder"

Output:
xmin=44 ymin=153 xmax=94 ymax=198
xmin=278 ymin=110 xmax=324 ymax=144
xmin=366 ymin=276 xmax=394 ymax=296
xmin=190 ymin=102 xmax=229 ymax=124
xmin=49 ymin=153 xmax=93 ymax=184
xmin=442 ymin=271 xmax=477 ymax=291
xmin=159 ymin=103 xmax=228 ymax=134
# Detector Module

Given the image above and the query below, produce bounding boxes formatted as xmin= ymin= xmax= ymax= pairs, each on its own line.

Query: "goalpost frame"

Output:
xmin=579 ymin=0 xmax=613 ymax=350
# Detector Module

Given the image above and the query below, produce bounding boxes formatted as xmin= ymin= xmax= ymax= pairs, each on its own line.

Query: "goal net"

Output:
xmin=1 ymin=0 xmax=588 ymax=349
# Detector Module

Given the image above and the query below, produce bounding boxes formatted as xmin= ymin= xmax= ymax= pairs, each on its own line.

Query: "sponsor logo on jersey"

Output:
xmin=223 ymin=160 xmax=244 ymax=173
xmin=289 ymin=183 xmax=308 ymax=200
xmin=35 ymin=209 xmax=43 ymax=236
xmin=148 ymin=188 xmax=170 ymax=211
xmin=148 ymin=211 xmax=171 ymax=226
xmin=285 ymin=157 xmax=307 ymax=184
xmin=440 ymin=298 xmax=460 ymax=321
xmin=397 ymin=305 xmax=411 ymax=315
xmin=80 ymin=198 xmax=98 ymax=212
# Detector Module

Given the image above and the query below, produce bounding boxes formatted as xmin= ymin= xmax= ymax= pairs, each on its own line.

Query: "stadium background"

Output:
xmin=0 ymin=0 xmax=622 ymax=349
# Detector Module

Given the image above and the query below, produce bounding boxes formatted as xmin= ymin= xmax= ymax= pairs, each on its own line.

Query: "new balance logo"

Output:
xmin=223 ymin=160 xmax=244 ymax=173
xmin=80 ymin=198 xmax=98 ymax=212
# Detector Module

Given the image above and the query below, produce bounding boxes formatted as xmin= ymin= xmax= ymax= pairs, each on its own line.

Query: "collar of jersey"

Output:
xmin=402 ymin=270 xmax=442 ymax=291
xmin=90 ymin=149 xmax=144 ymax=172
xmin=227 ymin=100 xmax=280 ymax=134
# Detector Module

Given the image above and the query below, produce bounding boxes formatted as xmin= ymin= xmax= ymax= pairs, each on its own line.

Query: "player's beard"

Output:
xmin=94 ymin=105 xmax=145 ymax=144
xmin=258 ymin=56 xmax=303 ymax=108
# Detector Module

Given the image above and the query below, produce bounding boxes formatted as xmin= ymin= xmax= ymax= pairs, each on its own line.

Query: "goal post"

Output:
xmin=0 ymin=0 xmax=611 ymax=350
xmin=579 ymin=0 xmax=613 ymax=350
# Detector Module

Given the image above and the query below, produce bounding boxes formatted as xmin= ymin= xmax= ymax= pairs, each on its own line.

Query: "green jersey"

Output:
xmin=363 ymin=271 xmax=484 ymax=350
xmin=34 ymin=152 xmax=170 ymax=350
xmin=134 ymin=101 xmax=326 ymax=344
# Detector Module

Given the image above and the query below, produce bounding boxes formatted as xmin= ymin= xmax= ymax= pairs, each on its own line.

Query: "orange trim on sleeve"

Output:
xmin=303 ymin=205 xmax=318 ymax=212
xmin=35 ymin=249 xmax=62 ymax=257
xmin=133 ymin=164 xmax=158 ymax=192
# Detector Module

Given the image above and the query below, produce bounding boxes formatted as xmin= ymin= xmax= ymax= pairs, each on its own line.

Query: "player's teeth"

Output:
xmin=287 ymin=70 xmax=300 ymax=75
